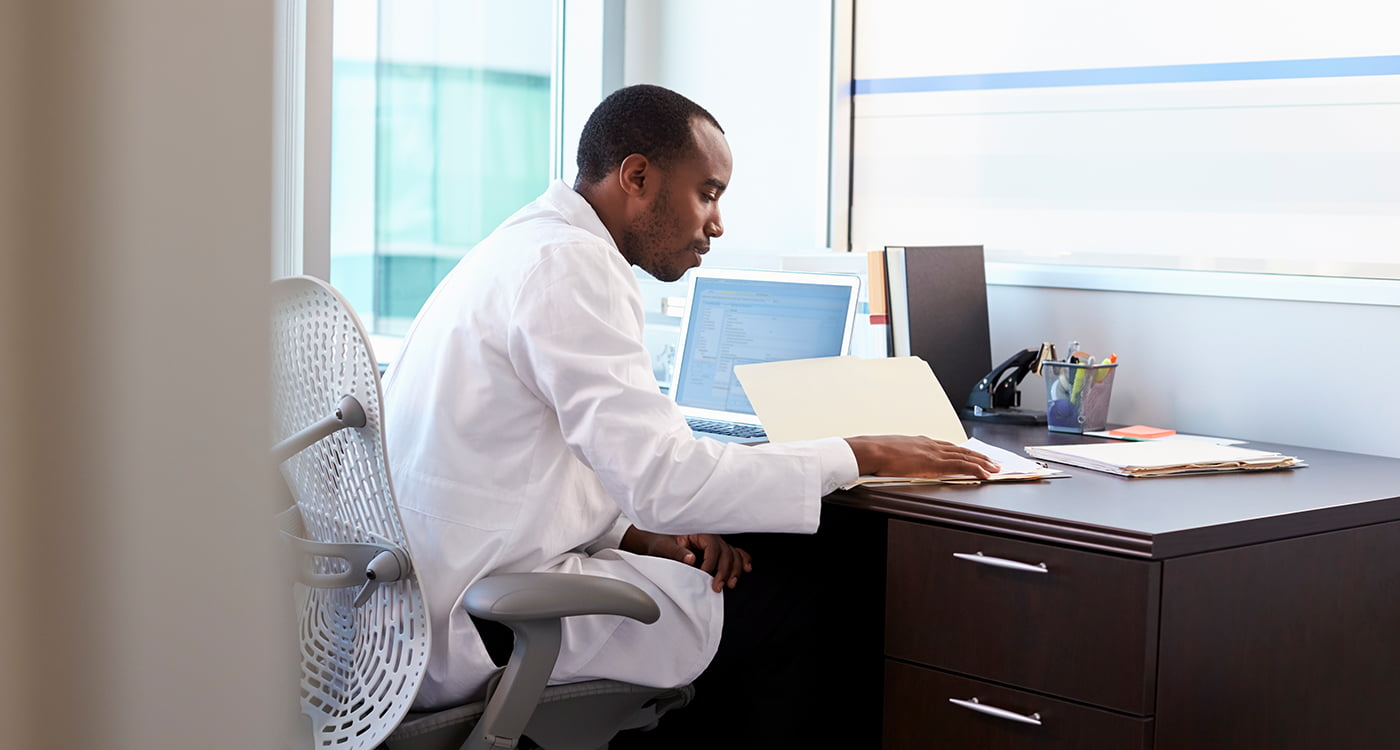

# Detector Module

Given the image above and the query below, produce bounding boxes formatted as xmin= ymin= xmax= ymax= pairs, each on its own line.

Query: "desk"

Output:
xmin=827 ymin=422 xmax=1400 ymax=749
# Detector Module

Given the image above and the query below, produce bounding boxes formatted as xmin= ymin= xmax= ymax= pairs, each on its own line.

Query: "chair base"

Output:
xmin=384 ymin=681 xmax=694 ymax=750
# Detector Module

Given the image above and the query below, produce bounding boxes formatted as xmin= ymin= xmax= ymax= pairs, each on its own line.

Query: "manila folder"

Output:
xmin=733 ymin=356 xmax=967 ymax=444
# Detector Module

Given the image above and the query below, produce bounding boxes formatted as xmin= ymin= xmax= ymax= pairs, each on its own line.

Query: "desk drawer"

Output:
xmin=886 ymin=520 xmax=1160 ymax=714
xmin=884 ymin=660 xmax=1153 ymax=750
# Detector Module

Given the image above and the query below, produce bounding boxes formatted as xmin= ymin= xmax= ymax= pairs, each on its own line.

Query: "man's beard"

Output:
xmin=621 ymin=188 xmax=688 ymax=282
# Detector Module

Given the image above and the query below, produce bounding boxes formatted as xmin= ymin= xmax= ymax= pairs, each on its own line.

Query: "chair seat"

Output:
xmin=385 ymin=681 xmax=694 ymax=750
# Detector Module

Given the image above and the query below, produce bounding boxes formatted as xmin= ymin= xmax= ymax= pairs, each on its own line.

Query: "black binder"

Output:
xmin=884 ymin=245 xmax=993 ymax=411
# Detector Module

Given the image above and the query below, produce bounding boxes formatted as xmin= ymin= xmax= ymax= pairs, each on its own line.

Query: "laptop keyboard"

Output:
xmin=686 ymin=418 xmax=767 ymax=439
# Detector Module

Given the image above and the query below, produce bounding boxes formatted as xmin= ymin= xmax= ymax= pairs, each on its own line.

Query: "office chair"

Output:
xmin=270 ymin=276 xmax=692 ymax=750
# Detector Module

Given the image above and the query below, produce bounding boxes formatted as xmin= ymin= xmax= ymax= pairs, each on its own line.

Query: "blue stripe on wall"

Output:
xmin=853 ymin=55 xmax=1400 ymax=95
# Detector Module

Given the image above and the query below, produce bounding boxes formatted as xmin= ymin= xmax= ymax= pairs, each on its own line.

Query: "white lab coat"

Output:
xmin=383 ymin=180 xmax=858 ymax=709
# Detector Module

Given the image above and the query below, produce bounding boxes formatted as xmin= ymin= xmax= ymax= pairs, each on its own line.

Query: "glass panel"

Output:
xmin=331 ymin=0 xmax=555 ymax=334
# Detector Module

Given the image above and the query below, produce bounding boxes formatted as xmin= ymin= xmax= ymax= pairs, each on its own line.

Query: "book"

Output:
xmin=866 ymin=249 xmax=888 ymax=323
xmin=865 ymin=250 xmax=890 ymax=358
xmin=1024 ymin=441 xmax=1302 ymax=478
xmin=884 ymin=247 xmax=910 ymax=357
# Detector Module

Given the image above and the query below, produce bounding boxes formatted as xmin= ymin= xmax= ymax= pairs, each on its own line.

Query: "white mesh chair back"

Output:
xmin=271 ymin=276 xmax=430 ymax=750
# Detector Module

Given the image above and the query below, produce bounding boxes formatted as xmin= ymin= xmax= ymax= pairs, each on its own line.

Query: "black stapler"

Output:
xmin=962 ymin=347 xmax=1048 ymax=425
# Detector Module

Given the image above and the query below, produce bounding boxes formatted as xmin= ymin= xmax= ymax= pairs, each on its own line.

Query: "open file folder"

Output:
xmin=732 ymin=356 xmax=1063 ymax=486
xmin=1024 ymin=441 xmax=1302 ymax=478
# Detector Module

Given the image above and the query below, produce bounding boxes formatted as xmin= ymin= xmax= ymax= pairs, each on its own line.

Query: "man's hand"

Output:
xmin=844 ymin=435 xmax=1001 ymax=479
xmin=620 ymin=527 xmax=753 ymax=593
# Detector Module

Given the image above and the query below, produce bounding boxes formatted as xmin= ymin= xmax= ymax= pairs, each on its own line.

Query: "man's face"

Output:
xmin=621 ymin=119 xmax=732 ymax=283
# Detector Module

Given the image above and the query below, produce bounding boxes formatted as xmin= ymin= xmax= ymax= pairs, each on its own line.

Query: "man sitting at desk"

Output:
xmin=383 ymin=83 xmax=998 ymax=746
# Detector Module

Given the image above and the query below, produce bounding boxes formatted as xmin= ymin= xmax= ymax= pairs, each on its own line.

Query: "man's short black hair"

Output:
xmin=574 ymin=84 xmax=723 ymax=187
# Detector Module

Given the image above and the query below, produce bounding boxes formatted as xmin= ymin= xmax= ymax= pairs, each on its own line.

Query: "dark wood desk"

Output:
xmin=827 ymin=422 xmax=1400 ymax=749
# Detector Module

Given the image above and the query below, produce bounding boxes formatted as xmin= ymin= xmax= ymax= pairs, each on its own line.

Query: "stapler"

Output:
xmin=962 ymin=347 xmax=1048 ymax=425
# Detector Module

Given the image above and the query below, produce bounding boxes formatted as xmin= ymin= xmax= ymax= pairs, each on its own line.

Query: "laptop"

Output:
xmin=668 ymin=268 xmax=861 ymax=442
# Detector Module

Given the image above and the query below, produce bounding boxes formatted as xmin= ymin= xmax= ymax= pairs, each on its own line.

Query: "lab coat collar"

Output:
xmin=540 ymin=179 xmax=618 ymax=252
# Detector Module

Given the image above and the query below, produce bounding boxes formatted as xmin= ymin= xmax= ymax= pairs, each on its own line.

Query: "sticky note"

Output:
xmin=1108 ymin=425 xmax=1176 ymax=440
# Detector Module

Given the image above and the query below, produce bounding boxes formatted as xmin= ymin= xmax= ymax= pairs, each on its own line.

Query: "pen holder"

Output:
xmin=1043 ymin=361 xmax=1118 ymax=433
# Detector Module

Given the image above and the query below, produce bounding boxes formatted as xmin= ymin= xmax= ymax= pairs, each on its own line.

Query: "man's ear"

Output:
xmin=617 ymin=153 xmax=650 ymax=198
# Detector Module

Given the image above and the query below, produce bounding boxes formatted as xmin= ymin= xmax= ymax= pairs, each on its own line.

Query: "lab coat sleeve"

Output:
xmin=583 ymin=515 xmax=634 ymax=555
xmin=506 ymin=246 xmax=854 ymax=535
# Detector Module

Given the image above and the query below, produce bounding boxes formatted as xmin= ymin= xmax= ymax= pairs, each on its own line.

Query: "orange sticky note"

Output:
xmin=1109 ymin=425 xmax=1176 ymax=440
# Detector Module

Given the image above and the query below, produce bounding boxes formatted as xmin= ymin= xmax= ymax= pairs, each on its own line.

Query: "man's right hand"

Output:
xmin=620 ymin=527 xmax=753 ymax=592
xmin=844 ymin=435 xmax=1000 ymax=479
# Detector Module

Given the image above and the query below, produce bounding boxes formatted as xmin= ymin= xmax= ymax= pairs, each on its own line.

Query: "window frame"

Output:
xmin=275 ymin=0 xmax=618 ymax=361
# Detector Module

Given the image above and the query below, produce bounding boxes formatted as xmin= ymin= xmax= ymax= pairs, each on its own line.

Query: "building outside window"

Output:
xmin=330 ymin=0 xmax=555 ymax=335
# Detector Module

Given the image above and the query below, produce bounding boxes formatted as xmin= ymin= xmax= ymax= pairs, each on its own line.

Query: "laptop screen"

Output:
xmin=669 ymin=269 xmax=861 ymax=424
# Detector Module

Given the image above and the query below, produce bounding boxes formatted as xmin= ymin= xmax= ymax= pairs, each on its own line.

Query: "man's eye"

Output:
xmin=702 ymin=193 xmax=718 ymax=202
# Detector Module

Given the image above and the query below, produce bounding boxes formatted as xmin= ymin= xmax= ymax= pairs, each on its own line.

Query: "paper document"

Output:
xmin=1024 ymin=441 xmax=1302 ymax=478
xmin=844 ymin=438 xmax=1059 ymax=488
xmin=733 ymin=356 xmax=1062 ymax=485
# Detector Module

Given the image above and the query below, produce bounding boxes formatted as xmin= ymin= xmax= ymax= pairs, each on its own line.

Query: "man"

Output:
xmin=383 ymin=84 xmax=997 ymax=742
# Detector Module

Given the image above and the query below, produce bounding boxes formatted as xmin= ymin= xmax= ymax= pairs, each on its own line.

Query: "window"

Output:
xmin=330 ymin=0 xmax=557 ymax=336
xmin=845 ymin=0 xmax=1400 ymax=304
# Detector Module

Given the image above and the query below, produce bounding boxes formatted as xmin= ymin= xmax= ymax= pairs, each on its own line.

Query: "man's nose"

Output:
xmin=706 ymin=214 xmax=723 ymax=238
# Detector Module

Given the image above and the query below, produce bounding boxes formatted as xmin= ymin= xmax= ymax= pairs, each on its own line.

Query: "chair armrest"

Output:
xmin=458 ymin=573 xmax=661 ymax=750
xmin=464 ymin=572 xmax=660 ymax=624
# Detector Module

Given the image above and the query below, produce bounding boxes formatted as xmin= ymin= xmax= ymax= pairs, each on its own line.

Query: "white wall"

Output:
xmin=0 ymin=3 xmax=291 ymax=748
xmin=988 ymin=287 xmax=1400 ymax=458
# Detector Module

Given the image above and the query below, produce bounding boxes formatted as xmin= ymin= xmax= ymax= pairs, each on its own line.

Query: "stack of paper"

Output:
xmin=1024 ymin=441 xmax=1302 ymax=478
xmin=732 ymin=356 xmax=1064 ymax=486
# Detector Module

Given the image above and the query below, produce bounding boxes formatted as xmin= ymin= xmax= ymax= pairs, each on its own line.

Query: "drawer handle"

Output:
xmin=952 ymin=551 xmax=1049 ymax=574
xmin=948 ymin=697 xmax=1043 ymax=726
